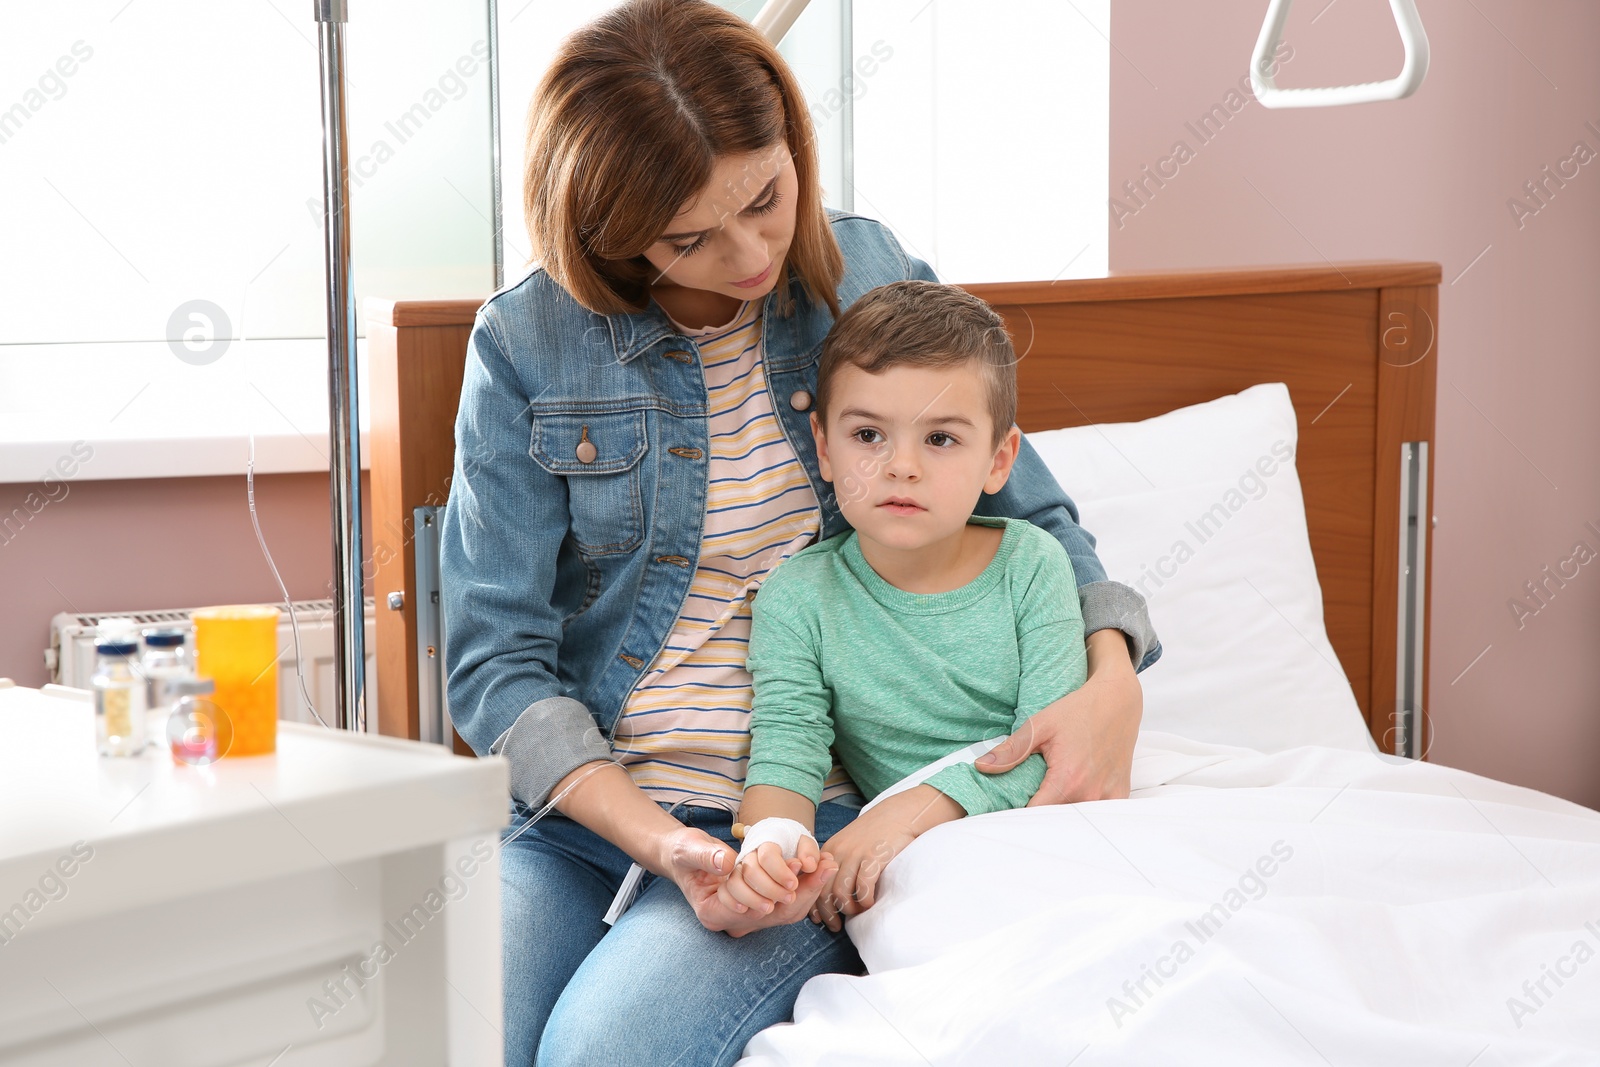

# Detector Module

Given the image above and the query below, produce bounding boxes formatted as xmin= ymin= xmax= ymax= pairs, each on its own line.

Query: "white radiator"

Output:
xmin=47 ymin=598 xmax=378 ymax=729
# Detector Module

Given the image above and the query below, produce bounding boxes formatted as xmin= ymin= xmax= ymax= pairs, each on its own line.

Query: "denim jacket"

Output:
xmin=439 ymin=208 xmax=1162 ymax=809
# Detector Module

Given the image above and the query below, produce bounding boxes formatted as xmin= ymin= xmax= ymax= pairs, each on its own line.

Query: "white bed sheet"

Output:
xmin=739 ymin=734 xmax=1600 ymax=1065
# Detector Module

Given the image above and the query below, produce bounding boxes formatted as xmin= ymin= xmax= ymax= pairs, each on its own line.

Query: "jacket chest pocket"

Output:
xmin=529 ymin=410 xmax=647 ymax=556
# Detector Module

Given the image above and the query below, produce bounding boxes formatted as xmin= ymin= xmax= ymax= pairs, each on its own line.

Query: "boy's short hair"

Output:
xmin=815 ymin=280 xmax=1018 ymax=451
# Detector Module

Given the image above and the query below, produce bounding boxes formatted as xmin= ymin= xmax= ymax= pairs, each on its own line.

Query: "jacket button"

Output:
xmin=575 ymin=424 xmax=597 ymax=463
xmin=789 ymin=390 xmax=812 ymax=411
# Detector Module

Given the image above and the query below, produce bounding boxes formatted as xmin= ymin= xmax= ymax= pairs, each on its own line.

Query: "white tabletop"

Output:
xmin=0 ymin=682 xmax=509 ymax=927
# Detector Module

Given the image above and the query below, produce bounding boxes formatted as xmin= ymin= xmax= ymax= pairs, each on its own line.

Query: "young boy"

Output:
xmin=725 ymin=279 xmax=1088 ymax=933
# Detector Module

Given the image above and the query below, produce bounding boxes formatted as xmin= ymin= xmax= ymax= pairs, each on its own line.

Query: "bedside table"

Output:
xmin=0 ymin=682 xmax=508 ymax=1066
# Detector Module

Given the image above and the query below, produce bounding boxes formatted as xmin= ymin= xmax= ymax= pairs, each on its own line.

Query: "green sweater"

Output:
xmin=745 ymin=515 xmax=1088 ymax=818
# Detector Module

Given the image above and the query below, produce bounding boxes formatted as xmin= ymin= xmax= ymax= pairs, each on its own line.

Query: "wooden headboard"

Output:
xmin=365 ymin=260 xmax=1439 ymax=757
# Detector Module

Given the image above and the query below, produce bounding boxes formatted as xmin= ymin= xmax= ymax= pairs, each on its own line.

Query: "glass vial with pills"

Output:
xmin=94 ymin=636 xmax=148 ymax=757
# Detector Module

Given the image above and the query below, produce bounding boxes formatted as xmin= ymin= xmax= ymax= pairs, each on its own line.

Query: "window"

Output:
xmin=0 ymin=0 xmax=1107 ymax=483
xmin=851 ymin=0 xmax=1110 ymax=283
xmin=0 ymin=0 xmax=495 ymax=482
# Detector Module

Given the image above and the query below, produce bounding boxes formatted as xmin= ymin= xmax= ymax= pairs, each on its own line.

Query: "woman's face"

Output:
xmin=641 ymin=140 xmax=798 ymax=302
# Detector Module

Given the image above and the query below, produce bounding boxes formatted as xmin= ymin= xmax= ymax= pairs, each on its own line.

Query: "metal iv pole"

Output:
xmin=313 ymin=0 xmax=367 ymax=733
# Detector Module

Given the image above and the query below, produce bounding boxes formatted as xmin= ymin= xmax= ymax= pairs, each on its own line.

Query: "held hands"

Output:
xmin=719 ymin=831 xmax=828 ymax=920
xmin=662 ymin=824 xmax=838 ymax=939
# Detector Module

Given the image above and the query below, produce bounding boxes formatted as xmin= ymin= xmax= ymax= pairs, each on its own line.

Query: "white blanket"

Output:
xmin=739 ymin=733 xmax=1600 ymax=1065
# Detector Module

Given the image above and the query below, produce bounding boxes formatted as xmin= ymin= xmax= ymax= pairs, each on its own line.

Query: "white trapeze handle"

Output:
xmin=1250 ymin=0 xmax=1430 ymax=108
xmin=752 ymin=0 xmax=811 ymax=45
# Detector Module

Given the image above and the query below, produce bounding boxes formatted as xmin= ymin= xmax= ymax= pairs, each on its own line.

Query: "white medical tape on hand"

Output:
xmin=736 ymin=817 xmax=815 ymax=865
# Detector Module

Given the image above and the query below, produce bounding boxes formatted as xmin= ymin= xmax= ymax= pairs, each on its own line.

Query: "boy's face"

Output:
xmin=810 ymin=360 xmax=1022 ymax=551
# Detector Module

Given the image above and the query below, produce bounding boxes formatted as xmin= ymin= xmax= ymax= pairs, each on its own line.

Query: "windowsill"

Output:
xmin=0 ymin=338 xmax=373 ymax=485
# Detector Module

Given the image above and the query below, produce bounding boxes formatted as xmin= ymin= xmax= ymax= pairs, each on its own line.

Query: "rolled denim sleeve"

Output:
xmin=439 ymin=309 xmax=613 ymax=809
xmin=890 ymin=229 xmax=1162 ymax=674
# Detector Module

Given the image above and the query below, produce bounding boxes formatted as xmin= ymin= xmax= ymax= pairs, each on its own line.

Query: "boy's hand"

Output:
xmin=717 ymin=835 xmax=825 ymax=917
xmin=812 ymin=807 xmax=920 ymax=932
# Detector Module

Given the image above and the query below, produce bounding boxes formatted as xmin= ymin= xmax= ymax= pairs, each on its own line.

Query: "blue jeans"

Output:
xmin=501 ymin=795 xmax=866 ymax=1066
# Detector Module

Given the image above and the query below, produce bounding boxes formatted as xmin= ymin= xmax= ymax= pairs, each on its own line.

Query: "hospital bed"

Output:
xmin=364 ymin=261 xmax=1600 ymax=1063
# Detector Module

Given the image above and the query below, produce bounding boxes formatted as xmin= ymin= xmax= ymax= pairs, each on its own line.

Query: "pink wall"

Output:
xmin=1111 ymin=0 xmax=1600 ymax=808
xmin=0 ymin=471 xmax=371 ymax=688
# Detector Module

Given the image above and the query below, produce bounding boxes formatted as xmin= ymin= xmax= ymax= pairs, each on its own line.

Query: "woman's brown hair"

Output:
xmin=523 ymin=0 xmax=844 ymax=320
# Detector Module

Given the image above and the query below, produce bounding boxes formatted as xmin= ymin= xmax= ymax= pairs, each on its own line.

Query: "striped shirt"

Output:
xmin=611 ymin=297 xmax=863 ymax=812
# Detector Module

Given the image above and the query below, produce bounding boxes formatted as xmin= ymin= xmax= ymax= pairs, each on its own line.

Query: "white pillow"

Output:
xmin=1028 ymin=382 xmax=1375 ymax=754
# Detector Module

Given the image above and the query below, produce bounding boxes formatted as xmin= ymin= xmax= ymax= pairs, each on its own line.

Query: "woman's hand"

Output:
xmin=660 ymin=824 xmax=838 ymax=938
xmin=974 ymin=629 xmax=1142 ymax=804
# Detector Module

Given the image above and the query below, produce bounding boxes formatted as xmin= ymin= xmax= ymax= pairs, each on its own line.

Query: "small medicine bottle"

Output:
xmin=139 ymin=627 xmax=193 ymax=729
xmin=93 ymin=637 xmax=148 ymax=757
xmin=166 ymin=676 xmax=224 ymax=766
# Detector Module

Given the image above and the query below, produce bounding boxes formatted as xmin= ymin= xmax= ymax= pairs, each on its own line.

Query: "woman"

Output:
xmin=439 ymin=1 xmax=1162 ymax=1063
